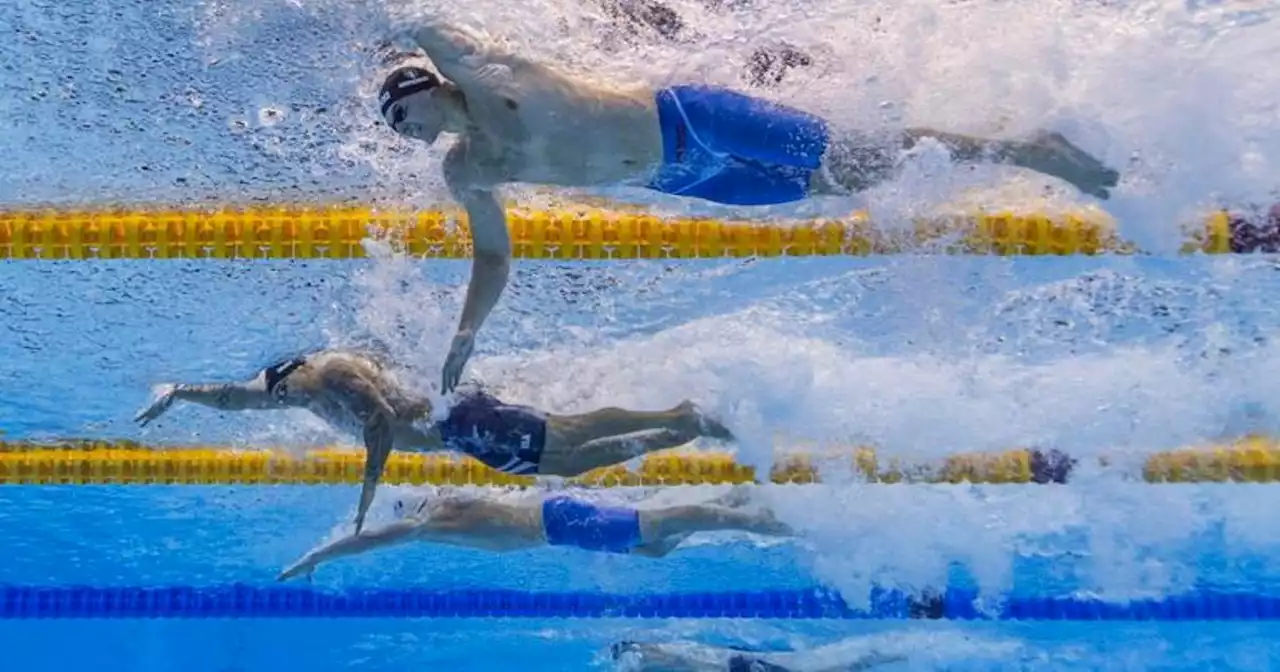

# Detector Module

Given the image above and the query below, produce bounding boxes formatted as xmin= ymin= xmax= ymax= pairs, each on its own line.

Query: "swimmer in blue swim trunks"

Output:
xmin=276 ymin=484 xmax=791 ymax=580
xmin=375 ymin=20 xmax=1122 ymax=393
xmin=135 ymin=348 xmax=734 ymax=534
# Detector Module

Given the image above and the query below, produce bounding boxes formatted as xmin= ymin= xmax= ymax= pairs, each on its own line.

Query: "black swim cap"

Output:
xmin=378 ymin=66 xmax=441 ymax=119
xmin=610 ymin=642 xmax=638 ymax=660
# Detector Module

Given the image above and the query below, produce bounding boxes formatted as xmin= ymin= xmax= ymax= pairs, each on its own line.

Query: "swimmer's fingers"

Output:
xmin=134 ymin=384 xmax=177 ymax=427
xmin=441 ymin=330 xmax=475 ymax=393
xmin=276 ymin=556 xmax=317 ymax=582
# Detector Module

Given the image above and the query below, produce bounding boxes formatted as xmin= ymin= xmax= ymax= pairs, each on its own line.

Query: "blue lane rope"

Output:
xmin=3 ymin=585 xmax=1279 ymax=620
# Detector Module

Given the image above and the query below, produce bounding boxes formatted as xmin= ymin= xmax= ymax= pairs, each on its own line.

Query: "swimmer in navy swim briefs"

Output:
xmin=135 ymin=348 xmax=734 ymax=534
xmin=372 ymin=20 xmax=1122 ymax=395
xmin=276 ymin=485 xmax=792 ymax=580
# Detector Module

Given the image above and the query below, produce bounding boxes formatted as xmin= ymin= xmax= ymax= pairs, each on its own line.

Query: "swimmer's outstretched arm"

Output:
xmin=277 ymin=518 xmax=421 ymax=581
xmin=133 ymin=381 xmax=275 ymax=427
xmin=439 ymin=145 xmax=511 ymax=393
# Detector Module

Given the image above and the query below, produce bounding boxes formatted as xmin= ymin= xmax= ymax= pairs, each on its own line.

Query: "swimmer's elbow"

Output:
xmin=409 ymin=22 xmax=489 ymax=74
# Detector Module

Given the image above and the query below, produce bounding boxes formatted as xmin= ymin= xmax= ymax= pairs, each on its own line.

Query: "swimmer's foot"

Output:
xmin=743 ymin=507 xmax=793 ymax=537
xmin=707 ymin=483 xmax=757 ymax=508
xmin=677 ymin=401 xmax=734 ymax=442
xmin=1014 ymin=130 xmax=1120 ymax=200
xmin=706 ymin=485 xmax=791 ymax=536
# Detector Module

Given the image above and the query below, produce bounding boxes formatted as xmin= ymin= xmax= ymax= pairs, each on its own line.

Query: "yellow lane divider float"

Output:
xmin=2 ymin=437 xmax=1279 ymax=485
xmin=0 ymin=204 xmax=1247 ymax=260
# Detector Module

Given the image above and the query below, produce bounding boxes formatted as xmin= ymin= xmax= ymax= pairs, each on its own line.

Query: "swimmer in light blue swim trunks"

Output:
xmin=376 ymin=20 xmax=1122 ymax=392
xmin=135 ymin=348 xmax=734 ymax=535
xmin=276 ymin=485 xmax=792 ymax=580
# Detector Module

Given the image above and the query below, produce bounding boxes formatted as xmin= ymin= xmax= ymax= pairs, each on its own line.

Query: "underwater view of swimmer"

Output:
xmin=277 ymin=485 xmax=791 ymax=580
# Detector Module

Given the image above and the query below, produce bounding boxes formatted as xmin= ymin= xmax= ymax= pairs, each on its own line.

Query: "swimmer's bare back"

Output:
xmin=134 ymin=350 xmax=435 ymax=533
xmin=408 ymin=21 xmax=665 ymax=190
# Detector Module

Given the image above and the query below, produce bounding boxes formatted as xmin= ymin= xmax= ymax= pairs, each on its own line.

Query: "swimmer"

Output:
xmin=134 ymin=349 xmax=733 ymax=534
xmin=609 ymin=640 xmax=906 ymax=672
xmin=377 ymin=21 xmax=1122 ymax=391
xmin=276 ymin=485 xmax=792 ymax=580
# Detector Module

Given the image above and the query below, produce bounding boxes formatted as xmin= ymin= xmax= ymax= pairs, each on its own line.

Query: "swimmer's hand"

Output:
xmin=134 ymin=384 xmax=178 ymax=427
xmin=277 ymin=553 xmax=318 ymax=582
xmin=441 ymin=329 xmax=475 ymax=393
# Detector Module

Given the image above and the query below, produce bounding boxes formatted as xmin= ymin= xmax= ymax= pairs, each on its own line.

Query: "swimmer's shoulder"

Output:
xmin=294 ymin=350 xmax=393 ymax=389
xmin=477 ymin=51 xmax=654 ymax=107
xmin=333 ymin=345 xmax=396 ymax=366
xmin=304 ymin=349 xmax=386 ymax=371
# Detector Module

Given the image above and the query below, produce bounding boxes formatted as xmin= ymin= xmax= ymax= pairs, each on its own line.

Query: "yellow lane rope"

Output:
xmin=0 ymin=205 xmax=1178 ymax=259
xmin=2 ymin=438 xmax=1278 ymax=485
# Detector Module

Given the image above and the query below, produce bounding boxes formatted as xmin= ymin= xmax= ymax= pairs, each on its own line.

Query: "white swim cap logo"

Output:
xmin=397 ymin=75 xmax=433 ymax=89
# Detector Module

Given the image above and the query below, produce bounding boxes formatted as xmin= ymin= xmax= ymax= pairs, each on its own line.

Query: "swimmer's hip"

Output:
xmin=647 ymin=84 xmax=832 ymax=206
xmin=539 ymin=495 xmax=644 ymax=554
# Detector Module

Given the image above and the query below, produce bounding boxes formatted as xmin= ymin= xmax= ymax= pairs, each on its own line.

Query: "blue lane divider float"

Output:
xmin=3 ymin=585 xmax=1280 ymax=621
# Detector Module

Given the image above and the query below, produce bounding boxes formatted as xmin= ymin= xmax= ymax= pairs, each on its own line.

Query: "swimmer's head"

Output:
xmin=610 ymin=641 xmax=641 ymax=661
xmin=379 ymin=66 xmax=450 ymax=144
xmin=609 ymin=641 xmax=674 ymax=671
xmin=245 ymin=357 xmax=307 ymax=406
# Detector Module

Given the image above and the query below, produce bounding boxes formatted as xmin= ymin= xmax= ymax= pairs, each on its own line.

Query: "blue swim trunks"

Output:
xmin=436 ymin=391 xmax=547 ymax=475
xmin=541 ymin=496 xmax=643 ymax=554
xmin=647 ymin=85 xmax=831 ymax=206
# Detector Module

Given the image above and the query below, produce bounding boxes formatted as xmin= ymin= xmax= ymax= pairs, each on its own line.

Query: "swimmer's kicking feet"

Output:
xmin=134 ymin=349 xmax=733 ymax=533
xmin=276 ymin=485 xmax=791 ymax=580
xmin=376 ymin=20 xmax=1122 ymax=390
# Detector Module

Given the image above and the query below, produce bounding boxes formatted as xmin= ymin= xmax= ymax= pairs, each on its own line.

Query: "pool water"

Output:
xmin=6 ymin=257 xmax=1280 ymax=670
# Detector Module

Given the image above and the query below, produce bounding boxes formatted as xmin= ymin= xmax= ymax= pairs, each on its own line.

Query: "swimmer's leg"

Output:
xmin=630 ymin=487 xmax=761 ymax=556
xmin=817 ymin=128 xmax=1120 ymax=199
xmin=540 ymin=401 xmax=733 ymax=475
xmin=634 ymin=499 xmax=793 ymax=557
xmin=630 ymin=532 xmax=692 ymax=558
